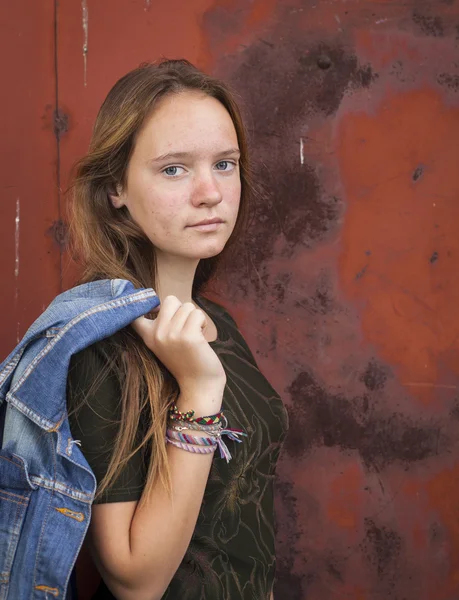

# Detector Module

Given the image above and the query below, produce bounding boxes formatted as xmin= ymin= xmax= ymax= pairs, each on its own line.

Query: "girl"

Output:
xmin=67 ymin=59 xmax=288 ymax=600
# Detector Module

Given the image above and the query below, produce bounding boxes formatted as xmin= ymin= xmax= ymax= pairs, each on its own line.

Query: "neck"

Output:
xmin=154 ymin=252 xmax=200 ymax=304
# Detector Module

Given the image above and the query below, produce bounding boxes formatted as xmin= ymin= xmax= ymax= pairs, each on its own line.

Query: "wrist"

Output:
xmin=176 ymin=386 xmax=224 ymax=416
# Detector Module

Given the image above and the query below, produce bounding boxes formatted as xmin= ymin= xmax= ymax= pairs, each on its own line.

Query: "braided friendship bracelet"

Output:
xmin=166 ymin=405 xmax=248 ymax=462
xmin=166 ymin=437 xmax=217 ymax=455
xmin=168 ymin=404 xmax=224 ymax=425
xmin=166 ymin=425 xmax=247 ymax=463
xmin=168 ymin=421 xmax=222 ymax=434
xmin=167 ymin=428 xmax=218 ymax=446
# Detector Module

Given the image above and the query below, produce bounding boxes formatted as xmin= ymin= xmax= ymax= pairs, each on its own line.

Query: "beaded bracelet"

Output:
xmin=168 ymin=421 xmax=222 ymax=434
xmin=166 ymin=437 xmax=217 ymax=455
xmin=168 ymin=404 xmax=224 ymax=425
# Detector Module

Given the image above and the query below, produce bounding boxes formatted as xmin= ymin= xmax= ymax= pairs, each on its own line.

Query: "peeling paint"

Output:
xmin=3 ymin=1 xmax=459 ymax=598
xmin=82 ymin=0 xmax=88 ymax=87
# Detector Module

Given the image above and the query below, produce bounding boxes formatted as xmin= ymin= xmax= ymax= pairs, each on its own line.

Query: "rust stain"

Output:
xmin=326 ymin=463 xmax=365 ymax=531
xmin=202 ymin=1 xmax=459 ymax=599
xmin=210 ymin=24 xmax=376 ymax=277
xmin=53 ymin=108 xmax=69 ymax=140
xmin=286 ymin=369 xmax=446 ymax=468
xmin=412 ymin=11 xmax=445 ymax=38
xmin=425 ymin=464 xmax=459 ymax=598
xmin=3 ymin=0 xmax=459 ymax=599
xmin=46 ymin=219 xmax=69 ymax=250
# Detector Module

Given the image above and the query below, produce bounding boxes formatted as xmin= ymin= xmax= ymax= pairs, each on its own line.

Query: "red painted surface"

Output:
xmin=0 ymin=2 xmax=61 ymax=351
xmin=1 ymin=1 xmax=459 ymax=598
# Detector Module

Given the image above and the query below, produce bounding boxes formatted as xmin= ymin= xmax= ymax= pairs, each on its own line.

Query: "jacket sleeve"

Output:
xmin=66 ymin=343 xmax=146 ymax=504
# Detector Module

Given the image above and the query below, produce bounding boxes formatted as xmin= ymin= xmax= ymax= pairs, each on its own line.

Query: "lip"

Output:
xmin=189 ymin=218 xmax=224 ymax=227
xmin=188 ymin=218 xmax=224 ymax=232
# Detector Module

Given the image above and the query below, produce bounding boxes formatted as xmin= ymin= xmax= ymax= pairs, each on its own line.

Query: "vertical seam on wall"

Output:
xmin=53 ymin=0 xmax=63 ymax=292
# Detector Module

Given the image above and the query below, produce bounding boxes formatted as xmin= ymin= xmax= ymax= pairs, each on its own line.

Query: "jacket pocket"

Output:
xmin=0 ymin=452 xmax=35 ymax=598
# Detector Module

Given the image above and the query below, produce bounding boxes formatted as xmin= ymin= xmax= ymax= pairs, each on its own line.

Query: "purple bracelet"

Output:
xmin=166 ymin=429 xmax=217 ymax=446
xmin=165 ymin=437 xmax=216 ymax=455
xmin=165 ymin=424 xmax=247 ymax=463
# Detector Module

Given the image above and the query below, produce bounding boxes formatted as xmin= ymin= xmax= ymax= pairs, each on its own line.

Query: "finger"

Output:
xmin=143 ymin=303 xmax=161 ymax=321
xmin=168 ymin=303 xmax=196 ymax=336
xmin=182 ymin=308 xmax=207 ymax=338
xmin=131 ymin=315 xmax=157 ymax=342
xmin=154 ymin=296 xmax=182 ymax=329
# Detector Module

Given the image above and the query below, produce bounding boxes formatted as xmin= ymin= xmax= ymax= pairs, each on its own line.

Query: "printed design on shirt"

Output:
xmin=160 ymin=299 xmax=288 ymax=600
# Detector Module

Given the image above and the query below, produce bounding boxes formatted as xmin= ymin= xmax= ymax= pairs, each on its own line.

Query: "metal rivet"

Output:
xmin=317 ymin=55 xmax=332 ymax=70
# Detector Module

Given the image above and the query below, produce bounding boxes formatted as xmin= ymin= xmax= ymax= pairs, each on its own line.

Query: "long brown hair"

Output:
xmin=68 ymin=59 xmax=252 ymax=502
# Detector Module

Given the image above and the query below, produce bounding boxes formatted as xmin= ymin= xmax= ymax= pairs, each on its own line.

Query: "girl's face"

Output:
xmin=115 ymin=91 xmax=242 ymax=262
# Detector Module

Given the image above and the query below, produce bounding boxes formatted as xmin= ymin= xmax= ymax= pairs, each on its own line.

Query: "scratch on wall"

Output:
xmin=145 ymin=0 xmax=151 ymax=9
xmin=300 ymin=137 xmax=304 ymax=165
xmin=15 ymin=197 xmax=20 ymax=342
xmin=82 ymin=0 xmax=88 ymax=87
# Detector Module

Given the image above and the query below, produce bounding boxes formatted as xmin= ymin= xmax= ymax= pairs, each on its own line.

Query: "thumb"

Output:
xmin=131 ymin=315 xmax=156 ymax=341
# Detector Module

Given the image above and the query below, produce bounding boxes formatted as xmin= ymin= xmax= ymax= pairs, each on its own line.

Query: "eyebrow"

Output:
xmin=150 ymin=148 xmax=241 ymax=163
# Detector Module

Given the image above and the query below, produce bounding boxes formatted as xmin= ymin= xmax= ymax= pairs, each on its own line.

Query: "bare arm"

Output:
xmin=89 ymin=390 xmax=221 ymax=600
xmin=87 ymin=298 xmax=226 ymax=600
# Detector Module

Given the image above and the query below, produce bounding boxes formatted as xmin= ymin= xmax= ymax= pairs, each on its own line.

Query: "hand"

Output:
xmin=132 ymin=296 xmax=226 ymax=399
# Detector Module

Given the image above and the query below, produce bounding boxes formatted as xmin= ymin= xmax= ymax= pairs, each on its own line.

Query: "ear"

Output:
xmin=109 ymin=183 xmax=126 ymax=209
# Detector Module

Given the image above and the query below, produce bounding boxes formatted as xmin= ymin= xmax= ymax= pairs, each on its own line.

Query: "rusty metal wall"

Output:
xmin=2 ymin=1 xmax=459 ymax=598
xmin=0 ymin=2 xmax=62 ymax=351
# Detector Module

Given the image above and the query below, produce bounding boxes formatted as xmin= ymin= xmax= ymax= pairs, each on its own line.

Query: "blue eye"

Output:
xmin=215 ymin=161 xmax=236 ymax=171
xmin=163 ymin=166 xmax=181 ymax=176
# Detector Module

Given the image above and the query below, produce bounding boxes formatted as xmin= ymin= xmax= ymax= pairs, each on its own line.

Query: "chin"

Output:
xmin=193 ymin=240 xmax=227 ymax=260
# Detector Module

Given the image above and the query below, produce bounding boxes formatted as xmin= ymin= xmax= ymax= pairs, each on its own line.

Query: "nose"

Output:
xmin=191 ymin=170 xmax=223 ymax=207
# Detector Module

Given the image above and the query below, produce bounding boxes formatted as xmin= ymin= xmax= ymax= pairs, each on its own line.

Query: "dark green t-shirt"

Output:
xmin=67 ymin=297 xmax=288 ymax=600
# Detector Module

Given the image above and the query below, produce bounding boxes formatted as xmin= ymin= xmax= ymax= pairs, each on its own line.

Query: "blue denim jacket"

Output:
xmin=0 ymin=279 xmax=159 ymax=599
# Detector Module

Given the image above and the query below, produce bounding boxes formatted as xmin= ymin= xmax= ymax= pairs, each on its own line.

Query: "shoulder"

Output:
xmin=197 ymin=295 xmax=262 ymax=367
xmin=67 ymin=337 xmax=122 ymax=409
xmin=69 ymin=339 xmax=115 ymax=380
xmin=196 ymin=295 xmax=239 ymax=330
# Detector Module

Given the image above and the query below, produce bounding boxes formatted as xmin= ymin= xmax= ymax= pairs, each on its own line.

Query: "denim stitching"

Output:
xmin=65 ymin=437 xmax=81 ymax=456
xmin=30 ymin=476 xmax=93 ymax=503
xmin=3 ymin=492 xmax=29 ymax=586
xmin=4 ymin=395 xmax=55 ymax=430
xmin=0 ymin=490 xmax=30 ymax=505
xmin=60 ymin=496 xmax=92 ymax=600
xmin=9 ymin=289 xmax=156 ymax=401
xmin=0 ymin=496 xmax=28 ymax=506
xmin=14 ymin=289 xmax=156 ymax=391
xmin=0 ymin=455 xmax=37 ymax=491
xmin=32 ymin=439 xmax=57 ymax=594
xmin=45 ymin=328 xmax=60 ymax=337
xmin=0 ymin=348 xmax=25 ymax=388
